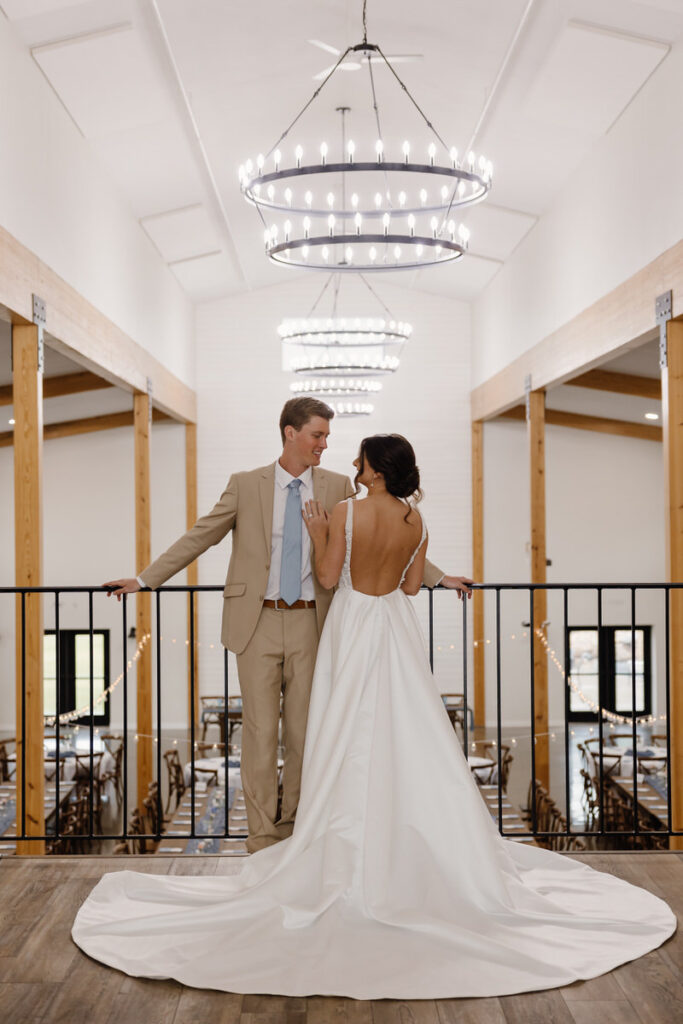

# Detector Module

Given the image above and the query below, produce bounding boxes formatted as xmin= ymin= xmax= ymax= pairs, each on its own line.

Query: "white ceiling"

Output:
xmin=1 ymin=0 xmax=680 ymax=305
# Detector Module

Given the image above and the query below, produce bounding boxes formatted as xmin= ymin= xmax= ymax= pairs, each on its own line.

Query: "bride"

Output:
xmin=72 ymin=433 xmax=676 ymax=999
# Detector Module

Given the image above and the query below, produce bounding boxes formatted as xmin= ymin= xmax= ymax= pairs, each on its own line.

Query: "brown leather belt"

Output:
xmin=263 ymin=599 xmax=316 ymax=610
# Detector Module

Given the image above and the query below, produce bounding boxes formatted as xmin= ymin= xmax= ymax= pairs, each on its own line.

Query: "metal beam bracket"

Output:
xmin=32 ymin=294 xmax=46 ymax=373
xmin=656 ymin=290 xmax=673 ymax=369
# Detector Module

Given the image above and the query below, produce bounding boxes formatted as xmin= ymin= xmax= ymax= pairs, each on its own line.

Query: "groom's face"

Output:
xmin=290 ymin=416 xmax=330 ymax=468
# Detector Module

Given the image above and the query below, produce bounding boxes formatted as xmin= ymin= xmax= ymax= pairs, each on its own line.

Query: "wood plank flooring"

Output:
xmin=0 ymin=852 xmax=681 ymax=1024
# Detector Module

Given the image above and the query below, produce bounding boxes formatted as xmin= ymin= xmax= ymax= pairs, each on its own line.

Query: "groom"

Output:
xmin=105 ymin=397 xmax=470 ymax=852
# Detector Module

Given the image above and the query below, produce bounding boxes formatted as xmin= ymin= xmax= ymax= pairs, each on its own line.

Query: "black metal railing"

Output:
xmin=1 ymin=582 xmax=681 ymax=851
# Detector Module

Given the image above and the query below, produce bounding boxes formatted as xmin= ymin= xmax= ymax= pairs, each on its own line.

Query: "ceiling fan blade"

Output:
xmin=308 ymin=39 xmax=341 ymax=56
xmin=312 ymin=63 xmax=336 ymax=81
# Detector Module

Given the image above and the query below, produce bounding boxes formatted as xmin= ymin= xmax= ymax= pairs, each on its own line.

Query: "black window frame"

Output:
xmin=567 ymin=624 xmax=652 ymax=723
xmin=44 ymin=629 xmax=111 ymax=726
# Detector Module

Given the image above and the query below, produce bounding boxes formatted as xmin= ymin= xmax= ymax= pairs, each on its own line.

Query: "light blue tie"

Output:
xmin=280 ymin=479 xmax=303 ymax=605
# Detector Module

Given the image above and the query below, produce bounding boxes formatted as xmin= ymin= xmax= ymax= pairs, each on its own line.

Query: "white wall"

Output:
xmin=482 ymin=418 xmax=666 ymax=731
xmin=0 ymin=419 xmax=189 ymax=732
xmin=194 ymin=274 xmax=473 ymax=695
xmin=472 ymin=40 xmax=683 ymax=387
xmin=0 ymin=14 xmax=194 ymax=387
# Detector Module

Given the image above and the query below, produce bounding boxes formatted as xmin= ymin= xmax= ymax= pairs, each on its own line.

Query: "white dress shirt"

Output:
xmin=265 ymin=462 xmax=315 ymax=601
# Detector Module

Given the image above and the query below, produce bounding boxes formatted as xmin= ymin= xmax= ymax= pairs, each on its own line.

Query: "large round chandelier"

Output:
xmin=239 ymin=2 xmax=491 ymax=272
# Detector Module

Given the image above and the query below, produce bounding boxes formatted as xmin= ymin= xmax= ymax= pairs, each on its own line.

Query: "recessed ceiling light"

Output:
xmin=644 ymin=412 xmax=659 ymax=421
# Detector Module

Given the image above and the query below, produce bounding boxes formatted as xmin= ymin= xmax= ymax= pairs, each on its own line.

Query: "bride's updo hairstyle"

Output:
xmin=356 ymin=434 xmax=423 ymax=512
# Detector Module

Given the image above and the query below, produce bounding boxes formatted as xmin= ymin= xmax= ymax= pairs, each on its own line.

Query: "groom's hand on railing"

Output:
xmin=103 ymin=578 xmax=141 ymax=601
xmin=440 ymin=576 xmax=474 ymax=600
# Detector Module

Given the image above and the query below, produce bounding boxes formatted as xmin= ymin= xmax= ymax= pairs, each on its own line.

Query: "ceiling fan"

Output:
xmin=308 ymin=39 xmax=423 ymax=80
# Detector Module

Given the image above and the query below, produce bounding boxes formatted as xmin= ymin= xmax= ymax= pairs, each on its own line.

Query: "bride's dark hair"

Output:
xmin=355 ymin=434 xmax=423 ymax=517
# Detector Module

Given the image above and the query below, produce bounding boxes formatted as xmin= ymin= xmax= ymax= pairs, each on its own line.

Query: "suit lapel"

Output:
xmin=259 ymin=463 xmax=276 ymax=554
xmin=313 ymin=468 xmax=328 ymax=508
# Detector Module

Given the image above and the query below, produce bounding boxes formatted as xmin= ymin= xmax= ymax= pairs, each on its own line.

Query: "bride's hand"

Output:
xmin=440 ymin=575 xmax=474 ymax=600
xmin=302 ymin=500 xmax=329 ymax=540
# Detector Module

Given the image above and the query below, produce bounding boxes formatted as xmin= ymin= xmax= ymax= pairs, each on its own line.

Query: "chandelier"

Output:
xmin=239 ymin=2 xmax=491 ymax=272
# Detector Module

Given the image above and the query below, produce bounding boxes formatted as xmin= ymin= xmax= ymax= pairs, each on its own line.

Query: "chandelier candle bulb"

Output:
xmin=320 ymin=142 xmax=328 ymax=164
xmin=345 ymin=246 xmax=353 ymax=263
xmin=430 ymin=216 xmax=438 ymax=238
xmin=274 ymin=149 xmax=282 ymax=171
xmin=408 ymin=214 xmax=415 ymax=236
xmin=403 ymin=140 xmax=410 ymax=163
xmin=420 ymin=189 xmax=427 ymax=206
xmin=285 ymin=188 xmax=292 ymax=207
xmin=347 ymin=140 xmax=355 ymax=163
xmin=399 ymin=191 xmax=406 ymax=207
xmin=375 ymin=192 xmax=383 ymax=209
xmin=257 ymin=153 xmax=264 ymax=171
xmin=305 ymin=191 xmax=313 ymax=208
xmin=355 ymin=212 xmax=362 ymax=234
xmin=351 ymin=193 xmax=359 ymax=209
xmin=284 ymin=220 xmax=292 ymax=242
xmin=369 ymin=246 xmax=377 ymax=263
xmin=267 ymin=184 xmax=275 ymax=201
xmin=428 ymin=142 xmax=436 ymax=166
xmin=375 ymin=139 xmax=384 ymax=162
xmin=328 ymin=214 xmax=335 ymax=236
xmin=468 ymin=150 xmax=475 ymax=170
xmin=416 ymin=243 xmax=423 ymax=259
xmin=322 ymin=246 xmax=329 ymax=262
xmin=450 ymin=147 xmax=458 ymax=167
xmin=295 ymin=145 xmax=303 ymax=168
xmin=303 ymin=217 xmax=311 ymax=239
xmin=383 ymin=212 xmax=390 ymax=235
xmin=327 ymin=192 xmax=335 ymax=208
xmin=393 ymin=245 xmax=401 ymax=261
xmin=441 ymin=185 xmax=449 ymax=201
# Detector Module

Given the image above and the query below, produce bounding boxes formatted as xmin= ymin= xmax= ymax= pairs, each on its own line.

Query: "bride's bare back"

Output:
xmin=350 ymin=497 xmax=424 ymax=596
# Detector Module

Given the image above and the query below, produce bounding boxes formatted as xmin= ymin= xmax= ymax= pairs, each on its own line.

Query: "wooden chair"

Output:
xmin=163 ymin=748 xmax=187 ymax=813
xmin=638 ymin=755 xmax=667 ymax=776
xmin=200 ymin=696 xmax=225 ymax=741
xmin=440 ymin=693 xmax=474 ymax=732
xmin=0 ymin=738 xmax=16 ymax=782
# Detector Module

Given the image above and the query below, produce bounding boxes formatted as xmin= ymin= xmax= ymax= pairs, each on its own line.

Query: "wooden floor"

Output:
xmin=0 ymin=852 xmax=681 ymax=1024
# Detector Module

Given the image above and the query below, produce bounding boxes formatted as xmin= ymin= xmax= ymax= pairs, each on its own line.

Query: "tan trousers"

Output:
xmin=236 ymin=606 xmax=319 ymax=853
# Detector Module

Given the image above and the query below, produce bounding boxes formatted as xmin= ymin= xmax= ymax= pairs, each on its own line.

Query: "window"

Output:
xmin=43 ymin=631 xmax=110 ymax=725
xmin=567 ymin=626 xmax=651 ymax=721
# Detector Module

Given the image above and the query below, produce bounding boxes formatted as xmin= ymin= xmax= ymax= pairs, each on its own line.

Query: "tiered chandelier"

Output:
xmin=279 ymin=272 xmax=411 ymax=417
xmin=239 ymin=2 xmax=491 ymax=273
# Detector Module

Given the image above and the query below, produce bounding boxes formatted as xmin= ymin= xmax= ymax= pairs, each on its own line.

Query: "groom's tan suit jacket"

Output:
xmin=140 ymin=461 xmax=443 ymax=654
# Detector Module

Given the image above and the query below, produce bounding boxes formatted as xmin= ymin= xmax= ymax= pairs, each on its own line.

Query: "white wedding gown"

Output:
xmin=72 ymin=502 xmax=676 ymax=998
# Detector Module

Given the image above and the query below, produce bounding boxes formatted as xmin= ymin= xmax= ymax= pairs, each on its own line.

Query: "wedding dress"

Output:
xmin=72 ymin=501 xmax=675 ymax=998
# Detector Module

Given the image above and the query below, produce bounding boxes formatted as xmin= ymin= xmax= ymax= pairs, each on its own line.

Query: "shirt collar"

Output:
xmin=275 ymin=461 xmax=313 ymax=491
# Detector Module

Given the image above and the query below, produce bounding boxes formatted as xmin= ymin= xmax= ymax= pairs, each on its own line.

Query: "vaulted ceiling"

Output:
xmin=4 ymin=0 xmax=682 ymax=305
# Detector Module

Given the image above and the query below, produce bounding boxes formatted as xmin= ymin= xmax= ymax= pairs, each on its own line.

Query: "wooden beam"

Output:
xmin=0 ymin=222 xmax=196 ymax=423
xmin=569 ymin=368 xmax=661 ymax=400
xmin=185 ymin=422 xmax=200 ymax=730
xmin=498 ymin=405 xmax=663 ymax=442
xmin=471 ymin=421 xmax=485 ymax=728
xmin=528 ymin=391 xmax=549 ymax=790
xmin=0 ymin=369 xmax=114 ymax=406
xmin=12 ymin=324 xmax=45 ymax=855
xmin=663 ymin=318 xmax=683 ymax=849
xmin=471 ymin=238 xmax=683 ymax=420
xmin=134 ymin=392 xmax=153 ymax=812
xmin=0 ymin=408 xmax=172 ymax=448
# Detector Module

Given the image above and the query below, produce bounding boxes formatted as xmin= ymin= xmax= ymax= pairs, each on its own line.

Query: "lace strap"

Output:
xmin=400 ymin=511 xmax=427 ymax=586
xmin=342 ymin=499 xmax=353 ymax=576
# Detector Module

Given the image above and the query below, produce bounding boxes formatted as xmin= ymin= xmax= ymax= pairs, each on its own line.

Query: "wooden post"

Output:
xmin=663 ymin=318 xmax=683 ymax=849
xmin=527 ymin=390 xmax=550 ymax=789
xmin=134 ymin=391 xmax=153 ymax=811
xmin=471 ymin=420 xmax=485 ymax=728
xmin=13 ymin=323 xmax=45 ymax=855
xmin=185 ymin=422 xmax=200 ymax=730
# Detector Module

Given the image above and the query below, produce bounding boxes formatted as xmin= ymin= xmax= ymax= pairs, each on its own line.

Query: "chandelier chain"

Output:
xmin=264 ymin=46 xmax=354 ymax=159
xmin=362 ymin=0 xmax=368 ymax=44
xmin=358 ymin=273 xmax=396 ymax=318
xmin=332 ymin=273 xmax=341 ymax=316
xmin=373 ymin=44 xmax=450 ymax=151
xmin=366 ymin=55 xmax=394 ymax=206
xmin=306 ymin=274 xmax=336 ymax=318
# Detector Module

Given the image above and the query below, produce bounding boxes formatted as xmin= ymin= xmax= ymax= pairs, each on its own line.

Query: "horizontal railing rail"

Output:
xmin=1 ymin=582 xmax=681 ymax=850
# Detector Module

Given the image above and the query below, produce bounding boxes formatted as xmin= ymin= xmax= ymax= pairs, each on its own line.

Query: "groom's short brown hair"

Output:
xmin=280 ymin=397 xmax=334 ymax=444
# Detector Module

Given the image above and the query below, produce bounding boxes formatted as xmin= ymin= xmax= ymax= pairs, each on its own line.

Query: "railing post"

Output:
xmin=12 ymin=323 xmax=45 ymax=855
xmin=185 ymin=422 xmax=200 ymax=730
